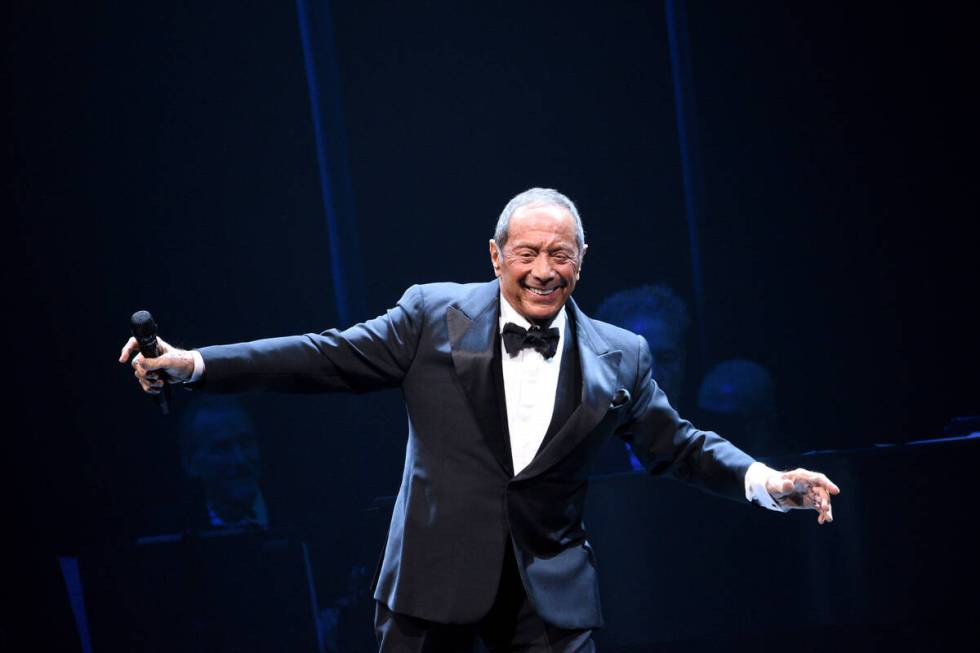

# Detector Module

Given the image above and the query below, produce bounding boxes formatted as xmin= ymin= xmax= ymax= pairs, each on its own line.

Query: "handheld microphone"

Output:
xmin=130 ymin=310 xmax=172 ymax=415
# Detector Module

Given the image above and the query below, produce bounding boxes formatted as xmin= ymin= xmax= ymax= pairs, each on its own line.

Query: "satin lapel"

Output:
xmin=448 ymin=280 xmax=513 ymax=476
xmin=516 ymin=299 xmax=622 ymax=481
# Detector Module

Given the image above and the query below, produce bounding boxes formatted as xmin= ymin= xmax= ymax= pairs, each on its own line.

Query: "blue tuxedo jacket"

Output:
xmin=196 ymin=280 xmax=755 ymax=629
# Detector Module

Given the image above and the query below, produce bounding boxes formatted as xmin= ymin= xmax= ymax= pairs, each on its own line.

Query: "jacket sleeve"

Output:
xmin=617 ymin=333 xmax=755 ymax=501
xmin=193 ymin=284 xmax=426 ymax=394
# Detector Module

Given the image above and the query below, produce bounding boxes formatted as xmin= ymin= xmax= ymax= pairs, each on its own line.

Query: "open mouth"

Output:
xmin=524 ymin=285 xmax=560 ymax=298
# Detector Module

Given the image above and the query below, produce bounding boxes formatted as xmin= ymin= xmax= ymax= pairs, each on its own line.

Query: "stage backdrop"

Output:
xmin=7 ymin=1 xmax=977 ymax=649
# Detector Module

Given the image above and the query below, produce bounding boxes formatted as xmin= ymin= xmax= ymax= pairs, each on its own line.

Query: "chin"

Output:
xmin=522 ymin=301 xmax=563 ymax=322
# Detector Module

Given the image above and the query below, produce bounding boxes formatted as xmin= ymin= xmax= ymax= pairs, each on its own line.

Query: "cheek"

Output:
xmin=560 ymin=264 xmax=579 ymax=283
xmin=502 ymin=265 xmax=529 ymax=282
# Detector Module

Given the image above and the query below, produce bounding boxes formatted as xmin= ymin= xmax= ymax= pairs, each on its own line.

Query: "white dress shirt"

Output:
xmin=498 ymin=293 xmax=568 ymax=475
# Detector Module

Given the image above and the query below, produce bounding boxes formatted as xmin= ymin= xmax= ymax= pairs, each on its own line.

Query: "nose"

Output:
xmin=531 ymin=253 xmax=556 ymax=282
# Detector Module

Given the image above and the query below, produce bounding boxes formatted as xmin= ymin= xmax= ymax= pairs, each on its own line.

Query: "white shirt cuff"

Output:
xmin=186 ymin=350 xmax=205 ymax=383
xmin=744 ymin=461 xmax=788 ymax=512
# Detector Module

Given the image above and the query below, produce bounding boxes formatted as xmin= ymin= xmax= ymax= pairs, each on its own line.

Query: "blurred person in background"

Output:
xmin=596 ymin=284 xmax=690 ymax=406
xmin=592 ymin=284 xmax=691 ymax=473
xmin=178 ymin=395 xmax=269 ymax=530
xmin=696 ymin=358 xmax=780 ymax=456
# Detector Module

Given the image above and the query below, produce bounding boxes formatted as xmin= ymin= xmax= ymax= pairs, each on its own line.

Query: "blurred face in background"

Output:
xmin=183 ymin=409 xmax=261 ymax=509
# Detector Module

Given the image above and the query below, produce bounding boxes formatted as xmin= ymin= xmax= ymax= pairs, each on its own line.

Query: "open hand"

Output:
xmin=765 ymin=468 xmax=840 ymax=525
xmin=119 ymin=336 xmax=196 ymax=393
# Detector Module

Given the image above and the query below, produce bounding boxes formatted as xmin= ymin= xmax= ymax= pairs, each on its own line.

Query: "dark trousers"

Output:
xmin=374 ymin=546 xmax=595 ymax=652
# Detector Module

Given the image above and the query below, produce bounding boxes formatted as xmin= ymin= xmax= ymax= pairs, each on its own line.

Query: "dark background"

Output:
xmin=6 ymin=1 xmax=978 ymax=650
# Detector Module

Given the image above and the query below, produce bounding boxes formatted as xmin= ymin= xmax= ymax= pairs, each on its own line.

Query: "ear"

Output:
xmin=489 ymin=239 xmax=502 ymax=278
xmin=576 ymin=243 xmax=588 ymax=280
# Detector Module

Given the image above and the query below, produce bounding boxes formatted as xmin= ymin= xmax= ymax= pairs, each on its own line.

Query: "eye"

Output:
xmin=512 ymin=249 xmax=537 ymax=262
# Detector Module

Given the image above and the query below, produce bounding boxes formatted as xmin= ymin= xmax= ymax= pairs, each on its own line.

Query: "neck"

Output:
xmin=206 ymin=486 xmax=258 ymax=521
xmin=528 ymin=316 xmax=555 ymax=329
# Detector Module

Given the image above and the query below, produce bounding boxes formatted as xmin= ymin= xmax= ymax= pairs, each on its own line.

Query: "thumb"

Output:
xmin=767 ymin=475 xmax=794 ymax=496
xmin=141 ymin=350 xmax=183 ymax=371
xmin=141 ymin=348 xmax=194 ymax=382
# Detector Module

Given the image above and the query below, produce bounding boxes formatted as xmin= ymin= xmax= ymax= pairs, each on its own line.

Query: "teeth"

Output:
xmin=527 ymin=287 xmax=556 ymax=296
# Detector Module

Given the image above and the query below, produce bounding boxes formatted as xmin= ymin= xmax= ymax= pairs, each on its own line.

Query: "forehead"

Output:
xmin=508 ymin=203 xmax=577 ymax=245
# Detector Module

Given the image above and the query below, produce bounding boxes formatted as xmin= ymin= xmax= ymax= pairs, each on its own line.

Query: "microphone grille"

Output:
xmin=130 ymin=310 xmax=157 ymax=338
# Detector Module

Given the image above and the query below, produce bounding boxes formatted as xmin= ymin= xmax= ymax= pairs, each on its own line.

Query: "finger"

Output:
xmin=796 ymin=469 xmax=841 ymax=495
xmin=119 ymin=337 xmax=139 ymax=363
xmin=817 ymin=501 xmax=833 ymax=524
xmin=810 ymin=485 xmax=830 ymax=508
xmin=139 ymin=377 xmax=160 ymax=394
xmin=133 ymin=358 xmax=154 ymax=382
xmin=134 ymin=367 xmax=160 ymax=385
xmin=131 ymin=353 xmax=144 ymax=370
xmin=801 ymin=470 xmax=838 ymax=491
xmin=817 ymin=498 xmax=831 ymax=517
xmin=817 ymin=474 xmax=841 ymax=495
xmin=140 ymin=354 xmax=167 ymax=371
xmin=814 ymin=490 xmax=833 ymax=522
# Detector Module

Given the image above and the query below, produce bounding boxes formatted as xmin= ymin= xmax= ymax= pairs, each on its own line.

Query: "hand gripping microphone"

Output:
xmin=130 ymin=310 xmax=172 ymax=415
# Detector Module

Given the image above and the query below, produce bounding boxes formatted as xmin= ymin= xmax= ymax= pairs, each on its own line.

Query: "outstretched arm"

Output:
xmin=621 ymin=334 xmax=840 ymax=524
xmin=120 ymin=285 xmax=426 ymax=395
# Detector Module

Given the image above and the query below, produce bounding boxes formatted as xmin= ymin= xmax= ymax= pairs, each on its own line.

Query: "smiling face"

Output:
xmin=490 ymin=203 xmax=586 ymax=324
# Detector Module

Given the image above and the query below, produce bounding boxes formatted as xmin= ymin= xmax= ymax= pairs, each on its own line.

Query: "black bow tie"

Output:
xmin=501 ymin=322 xmax=560 ymax=359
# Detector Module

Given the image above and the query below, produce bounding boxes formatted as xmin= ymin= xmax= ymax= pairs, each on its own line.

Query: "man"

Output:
xmin=178 ymin=396 xmax=269 ymax=530
xmin=121 ymin=188 xmax=838 ymax=652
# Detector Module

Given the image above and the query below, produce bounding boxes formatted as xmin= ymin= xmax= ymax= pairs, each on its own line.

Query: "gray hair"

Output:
xmin=493 ymin=188 xmax=586 ymax=255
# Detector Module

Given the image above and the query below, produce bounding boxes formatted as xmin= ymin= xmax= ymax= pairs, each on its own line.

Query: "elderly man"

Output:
xmin=121 ymin=188 xmax=838 ymax=653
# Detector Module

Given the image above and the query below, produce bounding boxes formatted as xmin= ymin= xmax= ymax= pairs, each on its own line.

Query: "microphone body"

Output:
xmin=130 ymin=310 xmax=172 ymax=415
